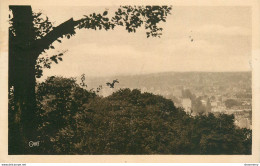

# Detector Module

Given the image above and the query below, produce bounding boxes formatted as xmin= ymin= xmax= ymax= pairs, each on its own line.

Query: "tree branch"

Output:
xmin=32 ymin=5 xmax=172 ymax=59
xmin=33 ymin=18 xmax=79 ymax=58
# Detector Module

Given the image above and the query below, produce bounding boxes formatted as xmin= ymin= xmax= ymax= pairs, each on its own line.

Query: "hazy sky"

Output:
xmin=33 ymin=6 xmax=252 ymax=80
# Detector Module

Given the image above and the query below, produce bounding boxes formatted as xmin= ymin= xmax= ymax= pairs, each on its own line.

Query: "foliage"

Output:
xmin=35 ymin=76 xmax=96 ymax=153
xmin=8 ymin=6 xmax=173 ymax=154
xmin=192 ymin=98 xmax=206 ymax=115
xmin=9 ymin=6 xmax=172 ymax=81
xmin=33 ymin=77 xmax=251 ymax=154
xmin=35 ymin=50 xmax=67 ymax=78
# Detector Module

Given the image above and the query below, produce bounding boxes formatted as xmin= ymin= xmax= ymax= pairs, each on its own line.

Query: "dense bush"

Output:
xmin=33 ymin=76 xmax=251 ymax=154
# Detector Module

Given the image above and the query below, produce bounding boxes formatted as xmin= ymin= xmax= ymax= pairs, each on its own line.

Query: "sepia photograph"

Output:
xmin=1 ymin=0 xmax=260 ymax=163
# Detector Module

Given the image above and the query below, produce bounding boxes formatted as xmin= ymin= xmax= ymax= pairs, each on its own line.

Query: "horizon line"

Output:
xmin=82 ymin=70 xmax=251 ymax=78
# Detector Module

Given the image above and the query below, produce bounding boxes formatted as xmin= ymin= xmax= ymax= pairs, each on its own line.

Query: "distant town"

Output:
xmin=83 ymin=72 xmax=252 ymax=129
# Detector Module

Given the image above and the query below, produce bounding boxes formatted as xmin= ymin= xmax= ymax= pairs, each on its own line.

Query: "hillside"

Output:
xmin=31 ymin=76 xmax=252 ymax=154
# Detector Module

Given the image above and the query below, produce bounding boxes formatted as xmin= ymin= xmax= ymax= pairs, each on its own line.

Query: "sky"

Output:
xmin=32 ymin=6 xmax=252 ymax=80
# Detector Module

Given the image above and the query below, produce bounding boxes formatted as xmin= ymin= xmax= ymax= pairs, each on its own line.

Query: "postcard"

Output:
xmin=0 ymin=0 xmax=259 ymax=163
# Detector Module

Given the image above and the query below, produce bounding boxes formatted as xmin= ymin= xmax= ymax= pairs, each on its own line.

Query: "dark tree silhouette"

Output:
xmin=34 ymin=77 xmax=251 ymax=154
xmin=8 ymin=5 xmax=172 ymax=154
xmin=106 ymin=79 xmax=119 ymax=88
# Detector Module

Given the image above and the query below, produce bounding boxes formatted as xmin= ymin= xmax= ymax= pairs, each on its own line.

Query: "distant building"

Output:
xmin=182 ymin=98 xmax=192 ymax=114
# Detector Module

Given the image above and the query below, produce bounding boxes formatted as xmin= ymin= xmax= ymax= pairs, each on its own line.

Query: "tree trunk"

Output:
xmin=9 ymin=6 xmax=77 ymax=154
xmin=9 ymin=6 xmax=37 ymax=154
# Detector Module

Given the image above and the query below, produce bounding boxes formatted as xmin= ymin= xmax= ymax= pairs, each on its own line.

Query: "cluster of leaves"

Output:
xmin=32 ymin=12 xmax=53 ymax=39
xmin=79 ymin=74 xmax=87 ymax=88
xmin=79 ymin=74 xmax=103 ymax=93
xmin=32 ymin=76 xmax=251 ymax=154
xmin=9 ymin=10 xmax=53 ymax=39
xmin=111 ymin=5 xmax=172 ymax=37
xmin=35 ymin=76 xmax=96 ymax=153
xmin=112 ymin=6 xmax=172 ymax=37
xmin=9 ymin=6 xmax=172 ymax=80
xmin=190 ymin=114 xmax=251 ymax=154
xmin=35 ymin=50 xmax=67 ymax=78
xmin=76 ymin=5 xmax=172 ymax=38
xmin=76 ymin=10 xmax=114 ymax=32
